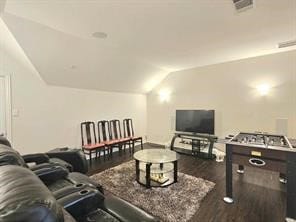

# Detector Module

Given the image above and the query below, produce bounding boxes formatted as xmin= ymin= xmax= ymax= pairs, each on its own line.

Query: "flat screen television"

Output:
xmin=176 ymin=110 xmax=215 ymax=134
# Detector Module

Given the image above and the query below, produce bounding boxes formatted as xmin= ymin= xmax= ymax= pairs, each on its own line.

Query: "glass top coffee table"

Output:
xmin=133 ymin=149 xmax=180 ymax=188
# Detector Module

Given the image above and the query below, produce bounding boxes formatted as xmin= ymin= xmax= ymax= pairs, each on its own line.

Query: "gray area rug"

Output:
xmin=91 ymin=161 xmax=215 ymax=222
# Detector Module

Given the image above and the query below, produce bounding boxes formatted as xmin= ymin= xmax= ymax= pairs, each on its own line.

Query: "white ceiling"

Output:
xmin=2 ymin=0 xmax=296 ymax=93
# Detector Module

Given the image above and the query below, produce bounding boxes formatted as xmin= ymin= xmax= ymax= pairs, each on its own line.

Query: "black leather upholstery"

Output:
xmin=103 ymin=195 xmax=159 ymax=222
xmin=22 ymin=153 xmax=50 ymax=164
xmin=0 ymin=136 xmax=84 ymax=174
xmin=0 ymin=144 xmax=71 ymax=183
xmin=0 ymin=165 xmax=64 ymax=222
xmin=49 ymin=157 xmax=74 ymax=172
xmin=57 ymin=187 xmax=104 ymax=219
xmin=35 ymin=165 xmax=69 ymax=184
xmin=47 ymin=147 xmax=88 ymax=174
xmin=82 ymin=209 xmax=120 ymax=222
xmin=47 ymin=172 xmax=104 ymax=196
xmin=0 ymin=135 xmax=12 ymax=147
xmin=0 ymin=137 xmax=158 ymax=222
xmin=0 ymin=144 xmax=27 ymax=167
xmin=63 ymin=209 xmax=77 ymax=222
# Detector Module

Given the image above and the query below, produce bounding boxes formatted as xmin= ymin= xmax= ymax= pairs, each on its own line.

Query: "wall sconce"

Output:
xmin=257 ymin=84 xmax=271 ymax=96
xmin=158 ymin=89 xmax=171 ymax=103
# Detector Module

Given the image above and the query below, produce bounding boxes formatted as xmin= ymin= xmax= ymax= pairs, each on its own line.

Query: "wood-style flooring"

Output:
xmin=87 ymin=143 xmax=286 ymax=222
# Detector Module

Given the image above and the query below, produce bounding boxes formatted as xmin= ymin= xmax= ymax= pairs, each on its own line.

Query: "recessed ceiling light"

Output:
xmin=92 ymin=32 xmax=108 ymax=39
xmin=70 ymin=65 xmax=77 ymax=69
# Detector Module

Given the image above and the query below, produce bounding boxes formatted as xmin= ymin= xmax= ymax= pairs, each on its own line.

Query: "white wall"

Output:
xmin=0 ymin=18 xmax=147 ymax=154
xmin=147 ymin=50 xmax=296 ymax=144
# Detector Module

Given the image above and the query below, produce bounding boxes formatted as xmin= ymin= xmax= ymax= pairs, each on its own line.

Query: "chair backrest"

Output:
xmin=109 ymin=119 xmax=123 ymax=140
xmin=97 ymin=120 xmax=111 ymax=142
xmin=123 ymin=118 xmax=134 ymax=138
xmin=80 ymin=121 xmax=97 ymax=146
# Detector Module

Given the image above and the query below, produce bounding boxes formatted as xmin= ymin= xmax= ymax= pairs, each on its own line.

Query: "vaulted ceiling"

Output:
xmin=1 ymin=0 xmax=296 ymax=93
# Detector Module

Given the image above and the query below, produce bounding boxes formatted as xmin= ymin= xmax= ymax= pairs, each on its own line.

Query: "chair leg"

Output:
xmin=89 ymin=151 xmax=92 ymax=165
xmin=95 ymin=149 xmax=98 ymax=159
xmin=129 ymin=141 xmax=131 ymax=154
xmin=141 ymin=138 xmax=143 ymax=150
xmin=103 ymin=148 xmax=106 ymax=161
xmin=107 ymin=146 xmax=111 ymax=159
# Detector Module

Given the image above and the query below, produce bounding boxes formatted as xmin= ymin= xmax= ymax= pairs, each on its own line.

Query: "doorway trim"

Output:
xmin=0 ymin=75 xmax=12 ymax=142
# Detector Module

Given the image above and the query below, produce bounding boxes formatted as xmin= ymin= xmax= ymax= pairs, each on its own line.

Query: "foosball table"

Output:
xmin=223 ymin=132 xmax=296 ymax=222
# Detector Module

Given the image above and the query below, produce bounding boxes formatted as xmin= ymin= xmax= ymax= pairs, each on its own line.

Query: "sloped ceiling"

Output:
xmin=2 ymin=0 xmax=296 ymax=93
xmin=0 ymin=0 xmax=6 ymax=13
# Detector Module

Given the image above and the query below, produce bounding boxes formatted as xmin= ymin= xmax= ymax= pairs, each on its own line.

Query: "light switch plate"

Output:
xmin=12 ymin=108 xmax=19 ymax=117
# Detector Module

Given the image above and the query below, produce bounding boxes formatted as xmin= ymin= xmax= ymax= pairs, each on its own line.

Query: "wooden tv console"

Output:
xmin=170 ymin=132 xmax=218 ymax=159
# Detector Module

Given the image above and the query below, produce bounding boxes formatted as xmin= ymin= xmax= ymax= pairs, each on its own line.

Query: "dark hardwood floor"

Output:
xmin=87 ymin=144 xmax=286 ymax=222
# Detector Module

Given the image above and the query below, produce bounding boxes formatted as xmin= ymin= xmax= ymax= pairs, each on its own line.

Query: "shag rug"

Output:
xmin=90 ymin=161 xmax=215 ymax=222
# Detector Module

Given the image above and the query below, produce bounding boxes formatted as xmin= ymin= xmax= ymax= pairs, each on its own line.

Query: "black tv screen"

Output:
xmin=176 ymin=110 xmax=215 ymax=134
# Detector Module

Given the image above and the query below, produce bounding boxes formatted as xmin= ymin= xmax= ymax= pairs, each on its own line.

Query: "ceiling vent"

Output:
xmin=233 ymin=0 xmax=253 ymax=11
xmin=278 ymin=40 xmax=296 ymax=49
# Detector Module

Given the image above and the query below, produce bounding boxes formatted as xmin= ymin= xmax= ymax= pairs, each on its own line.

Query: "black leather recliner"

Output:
xmin=0 ymin=144 xmax=70 ymax=183
xmin=0 ymin=136 xmax=88 ymax=174
xmin=0 ymin=165 xmax=155 ymax=222
xmin=0 ymin=140 xmax=158 ymax=222
xmin=0 ymin=165 xmax=81 ymax=222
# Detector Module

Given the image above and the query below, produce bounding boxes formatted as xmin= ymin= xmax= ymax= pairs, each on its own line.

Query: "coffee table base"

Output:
xmin=135 ymin=160 xmax=178 ymax=188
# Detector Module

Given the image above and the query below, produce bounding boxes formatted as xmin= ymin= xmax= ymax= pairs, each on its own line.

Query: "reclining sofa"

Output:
xmin=0 ymin=137 xmax=158 ymax=222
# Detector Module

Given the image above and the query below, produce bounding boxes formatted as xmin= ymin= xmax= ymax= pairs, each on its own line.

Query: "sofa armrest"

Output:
xmin=49 ymin=157 xmax=74 ymax=172
xmin=30 ymin=162 xmax=55 ymax=171
xmin=22 ymin=153 xmax=50 ymax=164
xmin=34 ymin=165 xmax=68 ymax=183
xmin=47 ymin=148 xmax=88 ymax=174
xmin=68 ymin=172 xmax=104 ymax=194
xmin=103 ymin=194 xmax=159 ymax=222
xmin=53 ymin=183 xmax=97 ymax=199
xmin=57 ymin=188 xmax=104 ymax=219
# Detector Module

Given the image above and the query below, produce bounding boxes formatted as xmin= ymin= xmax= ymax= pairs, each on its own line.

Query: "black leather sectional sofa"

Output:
xmin=0 ymin=137 xmax=158 ymax=222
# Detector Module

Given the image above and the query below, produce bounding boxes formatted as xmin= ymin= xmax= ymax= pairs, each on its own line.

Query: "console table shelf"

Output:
xmin=170 ymin=132 xmax=218 ymax=159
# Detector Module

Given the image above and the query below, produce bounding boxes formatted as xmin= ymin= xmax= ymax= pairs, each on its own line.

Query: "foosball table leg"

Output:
xmin=237 ymin=165 xmax=245 ymax=174
xmin=224 ymin=145 xmax=234 ymax=204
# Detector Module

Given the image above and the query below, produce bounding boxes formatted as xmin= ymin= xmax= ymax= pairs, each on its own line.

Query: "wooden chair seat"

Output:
xmin=119 ymin=138 xmax=131 ymax=142
xmin=102 ymin=140 xmax=121 ymax=145
xmin=130 ymin=136 xmax=142 ymax=140
xmin=83 ymin=143 xmax=105 ymax=150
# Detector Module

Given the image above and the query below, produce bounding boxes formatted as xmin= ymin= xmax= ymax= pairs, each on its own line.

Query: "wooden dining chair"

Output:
xmin=97 ymin=120 xmax=122 ymax=157
xmin=80 ymin=121 xmax=106 ymax=164
xmin=123 ymin=118 xmax=143 ymax=150
xmin=109 ymin=119 xmax=132 ymax=153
